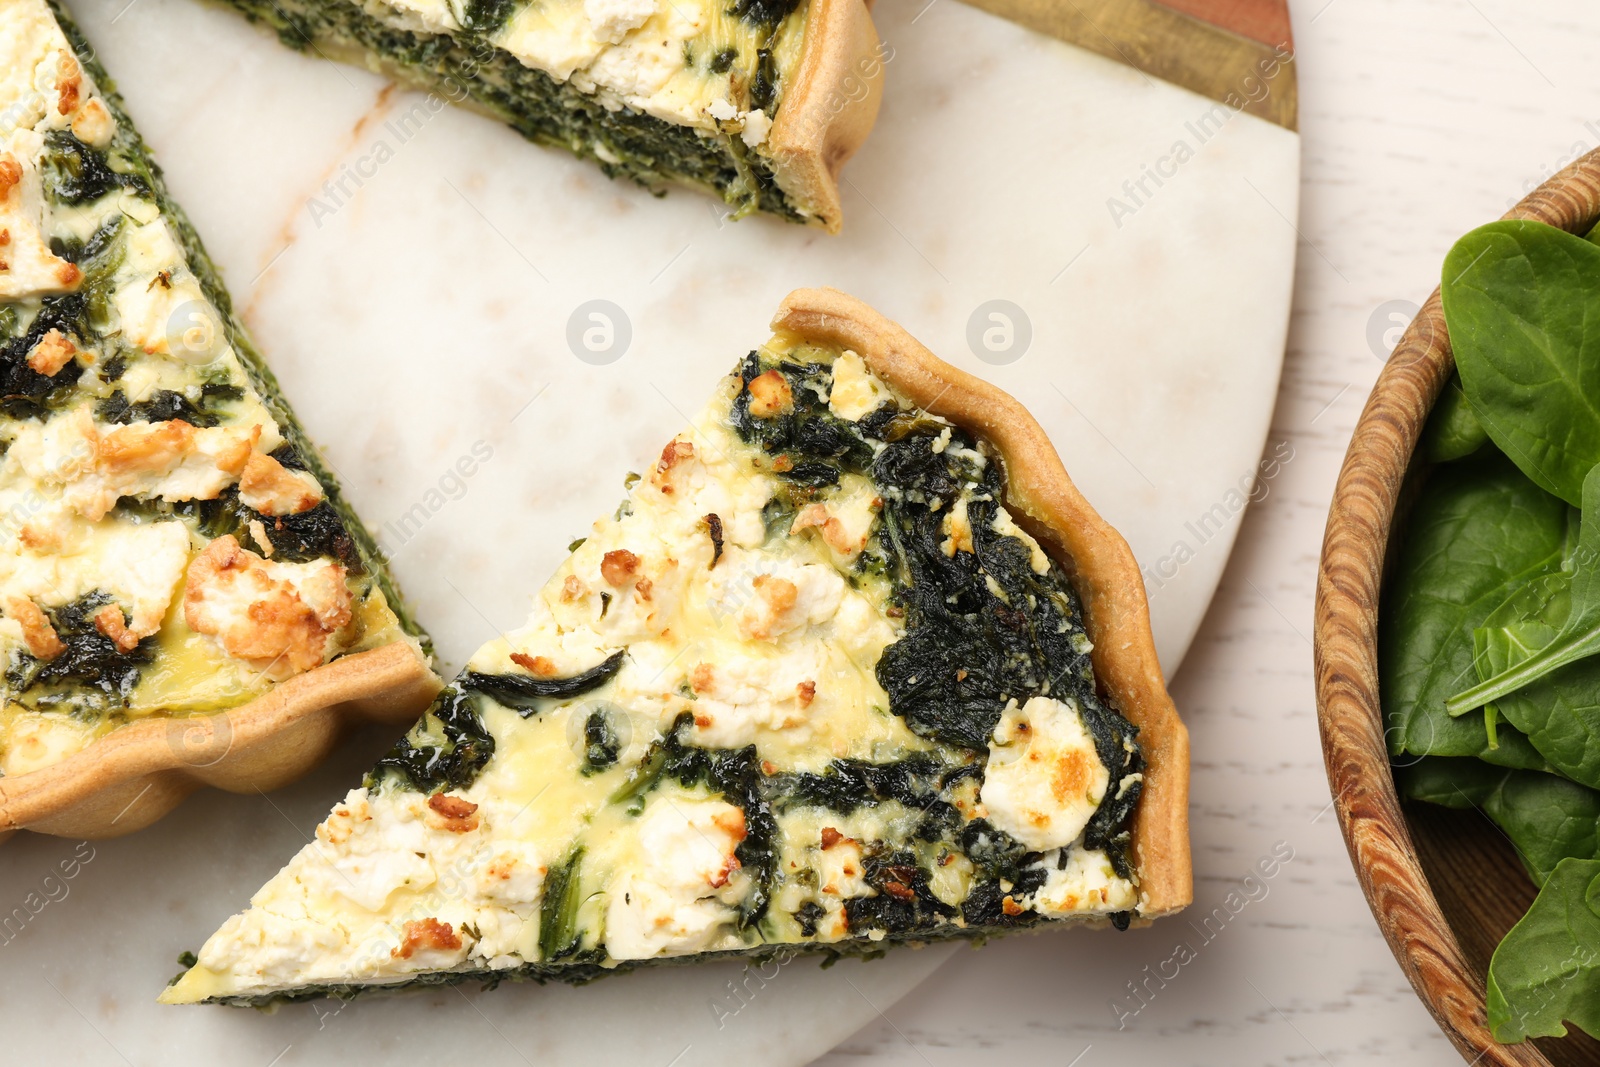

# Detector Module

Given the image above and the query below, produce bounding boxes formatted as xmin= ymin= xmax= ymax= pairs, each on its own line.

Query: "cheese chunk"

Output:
xmin=603 ymin=794 xmax=747 ymax=960
xmin=981 ymin=696 xmax=1111 ymax=852
xmin=0 ymin=134 xmax=82 ymax=301
xmin=182 ymin=535 xmax=353 ymax=680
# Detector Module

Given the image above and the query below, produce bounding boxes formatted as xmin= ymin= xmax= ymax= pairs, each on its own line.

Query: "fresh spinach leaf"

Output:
xmin=1465 ymin=571 xmax=1600 ymax=788
xmin=1442 ymin=220 xmax=1600 ymax=505
xmin=1419 ymin=373 xmax=1489 ymax=463
xmin=1399 ymin=758 xmax=1600 ymax=885
xmin=1486 ymin=857 xmax=1600 ymax=1043
xmin=1382 ymin=453 xmax=1573 ymax=766
xmin=1450 ymin=464 xmax=1600 ymax=716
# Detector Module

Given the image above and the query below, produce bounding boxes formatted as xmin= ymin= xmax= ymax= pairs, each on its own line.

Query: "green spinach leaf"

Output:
xmin=1486 ymin=857 xmax=1600 ymax=1043
xmin=1419 ymin=373 xmax=1490 ymax=463
xmin=1464 ymin=571 xmax=1600 ymax=787
xmin=1382 ymin=453 xmax=1573 ymax=766
xmin=1442 ymin=220 xmax=1600 ymax=505
xmin=1450 ymin=464 xmax=1600 ymax=716
xmin=1399 ymin=758 xmax=1600 ymax=885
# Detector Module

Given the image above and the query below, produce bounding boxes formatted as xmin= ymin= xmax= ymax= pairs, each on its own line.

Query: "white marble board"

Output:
xmin=0 ymin=0 xmax=1299 ymax=1061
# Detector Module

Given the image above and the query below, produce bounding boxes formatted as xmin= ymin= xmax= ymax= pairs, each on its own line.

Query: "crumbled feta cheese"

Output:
xmin=92 ymin=516 xmax=192 ymax=640
xmin=472 ymin=841 xmax=548 ymax=907
xmin=359 ymin=0 xmax=464 ymax=35
xmin=980 ymin=696 xmax=1111 ymax=852
xmin=1025 ymin=845 xmax=1138 ymax=916
xmin=0 ymin=517 xmax=191 ymax=648
xmin=603 ymin=795 xmax=747 ymax=960
xmin=816 ymin=832 xmax=870 ymax=899
xmin=0 ymin=131 xmax=82 ymax=300
xmin=183 ymin=535 xmax=353 ymax=680
xmin=238 ymin=450 xmax=323 ymax=516
xmin=110 ymin=219 xmax=221 ymax=362
xmin=1 ymin=406 xmax=276 ymax=521
xmin=710 ymin=551 xmax=846 ymax=642
xmin=197 ymin=906 xmax=350 ymax=982
xmin=940 ymin=496 xmax=974 ymax=556
xmin=790 ymin=484 xmax=878 ymax=562
xmin=68 ymin=96 xmax=112 ymax=146
xmin=740 ymin=107 xmax=771 ymax=148
xmin=304 ymin=789 xmax=438 ymax=912
xmin=578 ymin=24 xmax=679 ymax=101
xmin=825 ymin=350 xmax=889 ymax=422
xmin=684 ymin=651 xmax=821 ymax=748
xmin=584 ymin=0 xmax=655 ymax=43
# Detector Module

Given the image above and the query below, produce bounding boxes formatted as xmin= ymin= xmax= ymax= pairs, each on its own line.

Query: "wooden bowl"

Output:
xmin=1315 ymin=149 xmax=1600 ymax=1066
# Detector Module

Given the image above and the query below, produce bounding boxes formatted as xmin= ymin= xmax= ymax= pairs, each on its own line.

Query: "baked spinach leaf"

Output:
xmin=1381 ymin=452 xmax=1572 ymax=765
xmin=1400 ymin=758 xmax=1600 ymax=885
xmin=1442 ymin=220 xmax=1600 ymax=505
xmin=1486 ymin=857 xmax=1600 ymax=1043
xmin=1450 ymin=464 xmax=1600 ymax=718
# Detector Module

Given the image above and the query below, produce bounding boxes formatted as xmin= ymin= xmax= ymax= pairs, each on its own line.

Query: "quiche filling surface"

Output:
xmin=0 ymin=0 xmax=423 ymax=777
xmin=217 ymin=0 xmax=818 ymax=222
xmin=166 ymin=338 xmax=1147 ymax=1005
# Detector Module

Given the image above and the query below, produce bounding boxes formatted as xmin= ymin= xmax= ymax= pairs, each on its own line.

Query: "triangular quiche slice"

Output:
xmin=164 ymin=289 xmax=1189 ymax=1004
xmin=0 ymin=0 xmax=439 ymax=837
xmin=205 ymin=0 xmax=881 ymax=230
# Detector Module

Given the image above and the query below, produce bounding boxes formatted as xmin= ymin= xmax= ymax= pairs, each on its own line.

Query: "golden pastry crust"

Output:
xmin=768 ymin=0 xmax=885 ymax=233
xmin=0 ymin=643 xmax=440 ymax=839
xmin=771 ymin=287 xmax=1192 ymax=918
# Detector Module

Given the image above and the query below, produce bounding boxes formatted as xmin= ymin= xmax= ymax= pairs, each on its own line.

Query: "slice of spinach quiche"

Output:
xmin=0 ymin=0 xmax=439 ymax=836
xmin=205 ymin=0 xmax=881 ymax=230
xmin=164 ymin=289 xmax=1189 ymax=1004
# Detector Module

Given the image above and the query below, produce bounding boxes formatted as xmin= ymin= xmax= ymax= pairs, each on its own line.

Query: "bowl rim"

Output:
xmin=1314 ymin=149 xmax=1600 ymax=1065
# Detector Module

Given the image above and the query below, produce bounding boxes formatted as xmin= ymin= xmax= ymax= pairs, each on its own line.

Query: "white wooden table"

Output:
xmin=818 ymin=0 xmax=1600 ymax=1062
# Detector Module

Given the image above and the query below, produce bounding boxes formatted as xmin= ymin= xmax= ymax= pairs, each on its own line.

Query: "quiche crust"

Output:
xmin=772 ymin=287 xmax=1193 ymax=917
xmin=764 ymin=0 xmax=884 ymax=232
xmin=0 ymin=643 xmax=439 ymax=838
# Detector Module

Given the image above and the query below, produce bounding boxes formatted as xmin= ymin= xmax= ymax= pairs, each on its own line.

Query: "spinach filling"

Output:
xmin=4 ymin=591 xmax=153 ymax=708
xmin=369 ymin=686 xmax=498 ymax=793
xmin=614 ymin=713 xmax=781 ymax=930
xmin=212 ymin=0 xmax=805 ymax=221
xmin=727 ymin=352 xmax=1146 ymax=876
xmin=117 ymin=479 xmax=365 ymax=571
xmin=366 ymin=654 xmax=626 ymax=792
xmin=0 ymin=293 xmax=90 ymax=420
xmin=457 ymin=650 xmax=627 ymax=711
xmin=38 ymin=129 xmax=149 ymax=205
xmin=24 ymin=1 xmax=430 ymax=649
xmin=95 ymin=383 xmax=243 ymax=428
